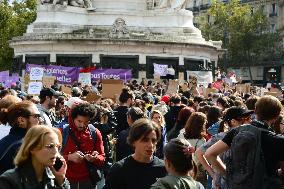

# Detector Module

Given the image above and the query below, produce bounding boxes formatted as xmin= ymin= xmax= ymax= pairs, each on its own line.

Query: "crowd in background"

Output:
xmin=0 ymin=78 xmax=284 ymax=189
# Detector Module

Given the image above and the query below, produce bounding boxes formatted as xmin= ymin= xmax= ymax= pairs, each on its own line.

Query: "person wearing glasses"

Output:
xmin=0 ymin=125 xmax=70 ymax=189
xmin=0 ymin=101 xmax=41 ymax=175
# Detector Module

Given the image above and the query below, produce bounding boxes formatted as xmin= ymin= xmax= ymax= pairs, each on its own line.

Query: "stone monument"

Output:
xmin=10 ymin=0 xmax=222 ymax=80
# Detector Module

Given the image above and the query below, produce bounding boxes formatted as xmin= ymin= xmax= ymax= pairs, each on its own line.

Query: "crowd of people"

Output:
xmin=0 ymin=78 xmax=284 ymax=189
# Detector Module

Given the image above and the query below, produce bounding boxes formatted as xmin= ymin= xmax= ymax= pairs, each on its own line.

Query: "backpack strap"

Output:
xmin=88 ymin=124 xmax=97 ymax=144
xmin=60 ymin=124 xmax=97 ymax=154
xmin=60 ymin=124 xmax=70 ymax=153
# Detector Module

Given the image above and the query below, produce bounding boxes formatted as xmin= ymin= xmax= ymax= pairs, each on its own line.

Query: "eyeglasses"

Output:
xmin=44 ymin=143 xmax=62 ymax=151
xmin=28 ymin=114 xmax=41 ymax=119
xmin=152 ymin=116 xmax=161 ymax=119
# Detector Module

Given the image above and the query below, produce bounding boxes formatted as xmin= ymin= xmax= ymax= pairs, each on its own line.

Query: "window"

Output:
xmin=271 ymin=24 xmax=276 ymax=33
xmin=193 ymin=0 xmax=197 ymax=7
xmin=272 ymin=3 xmax=276 ymax=14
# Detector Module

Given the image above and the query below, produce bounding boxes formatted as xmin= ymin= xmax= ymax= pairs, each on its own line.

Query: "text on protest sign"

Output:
xmin=153 ymin=63 xmax=168 ymax=76
xmin=26 ymin=64 xmax=79 ymax=84
xmin=30 ymin=67 xmax=44 ymax=81
xmin=78 ymin=73 xmax=92 ymax=85
xmin=28 ymin=82 xmax=43 ymax=95
xmin=91 ymin=69 xmax=132 ymax=82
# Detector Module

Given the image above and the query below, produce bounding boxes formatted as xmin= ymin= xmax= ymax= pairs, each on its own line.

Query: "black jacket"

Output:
xmin=0 ymin=160 xmax=70 ymax=189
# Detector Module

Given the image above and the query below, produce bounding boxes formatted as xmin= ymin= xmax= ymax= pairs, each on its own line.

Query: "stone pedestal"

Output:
xmin=11 ymin=0 xmax=222 ymax=79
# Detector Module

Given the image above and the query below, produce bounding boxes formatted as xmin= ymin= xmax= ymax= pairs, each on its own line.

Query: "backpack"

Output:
xmin=61 ymin=124 xmax=96 ymax=153
xmin=226 ymin=124 xmax=265 ymax=189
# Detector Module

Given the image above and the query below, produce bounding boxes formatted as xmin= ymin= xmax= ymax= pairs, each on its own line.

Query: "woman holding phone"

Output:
xmin=0 ymin=125 xmax=70 ymax=189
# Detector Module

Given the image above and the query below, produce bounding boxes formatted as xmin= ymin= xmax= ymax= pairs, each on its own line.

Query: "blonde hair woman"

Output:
xmin=0 ymin=125 xmax=70 ymax=189
xmin=151 ymin=110 xmax=167 ymax=159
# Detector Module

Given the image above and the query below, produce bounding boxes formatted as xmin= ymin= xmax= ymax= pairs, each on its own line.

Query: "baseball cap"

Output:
xmin=223 ymin=106 xmax=253 ymax=122
xmin=39 ymin=88 xmax=62 ymax=99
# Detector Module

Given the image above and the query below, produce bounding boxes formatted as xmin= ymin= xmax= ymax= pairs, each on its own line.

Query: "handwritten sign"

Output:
xmin=78 ymin=73 xmax=92 ymax=86
xmin=28 ymin=82 xmax=43 ymax=95
xmin=42 ymin=76 xmax=56 ymax=87
xmin=30 ymin=67 xmax=44 ymax=81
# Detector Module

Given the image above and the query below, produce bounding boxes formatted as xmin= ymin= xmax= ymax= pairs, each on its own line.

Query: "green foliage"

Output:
xmin=199 ymin=0 xmax=282 ymax=70
xmin=0 ymin=0 xmax=36 ymax=70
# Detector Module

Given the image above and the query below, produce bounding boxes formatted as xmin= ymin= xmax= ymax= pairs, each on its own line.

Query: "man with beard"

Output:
xmin=37 ymin=88 xmax=61 ymax=127
xmin=61 ymin=103 xmax=105 ymax=189
xmin=0 ymin=101 xmax=41 ymax=174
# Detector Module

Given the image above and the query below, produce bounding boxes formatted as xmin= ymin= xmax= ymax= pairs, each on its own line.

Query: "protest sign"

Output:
xmin=236 ymin=84 xmax=250 ymax=93
xmin=91 ymin=69 xmax=132 ymax=82
xmin=101 ymin=79 xmax=124 ymax=99
xmin=61 ymin=86 xmax=72 ymax=95
xmin=30 ymin=67 xmax=44 ymax=81
xmin=154 ymin=74 xmax=161 ymax=83
xmin=264 ymin=91 xmax=278 ymax=97
xmin=187 ymin=71 xmax=213 ymax=86
xmin=83 ymin=92 xmax=101 ymax=103
xmin=181 ymin=84 xmax=189 ymax=92
xmin=78 ymin=73 xmax=92 ymax=86
xmin=204 ymin=88 xmax=218 ymax=98
xmin=42 ymin=76 xmax=56 ymax=87
xmin=0 ymin=71 xmax=9 ymax=82
xmin=166 ymin=80 xmax=179 ymax=94
xmin=153 ymin=63 xmax=168 ymax=76
xmin=5 ymin=75 xmax=19 ymax=88
xmin=26 ymin=64 xmax=79 ymax=84
xmin=28 ymin=82 xmax=43 ymax=95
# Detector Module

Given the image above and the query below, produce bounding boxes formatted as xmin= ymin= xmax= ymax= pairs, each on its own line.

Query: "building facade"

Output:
xmin=186 ymin=0 xmax=284 ymax=85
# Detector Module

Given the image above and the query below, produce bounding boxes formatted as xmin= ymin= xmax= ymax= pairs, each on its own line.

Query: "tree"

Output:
xmin=0 ymin=0 xmax=36 ymax=70
xmin=199 ymin=0 xmax=283 ymax=82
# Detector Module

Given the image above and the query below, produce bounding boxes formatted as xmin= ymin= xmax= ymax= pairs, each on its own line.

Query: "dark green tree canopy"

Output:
xmin=199 ymin=0 xmax=283 ymax=69
xmin=0 ymin=0 xmax=36 ymax=70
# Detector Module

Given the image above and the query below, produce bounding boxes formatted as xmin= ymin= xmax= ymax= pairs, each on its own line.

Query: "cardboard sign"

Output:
xmin=61 ymin=86 xmax=72 ymax=95
xmin=78 ymin=72 xmax=92 ymax=86
xmin=264 ymin=91 xmax=278 ymax=97
xmin=30 ymin=67 xmax=44 ymax=81
xmin=166 ymin=80 xmax=179 ymax=94
xmin=42 ymin=76 xmax=56 ymax=87
xmin=101 ymin=79 xmax=124 ymax=99
xmin=154 ymin=74 xmax=161 ymax=83
xmin=204 ymin=88 xmax=218 ymax=98
xmin=28 ymin=82 xmax=43 ymax=95
xmin=83 ymin=92 xmax=101 ymax=103
xmin=181 ymin=84 xmax=189 ymax=92
xmin=236 ymin=84 xmax=250 ymax=93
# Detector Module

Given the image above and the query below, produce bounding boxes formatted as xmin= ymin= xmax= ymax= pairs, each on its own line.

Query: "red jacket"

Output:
xmin=62 ymin=124 xmax=105 ymax=182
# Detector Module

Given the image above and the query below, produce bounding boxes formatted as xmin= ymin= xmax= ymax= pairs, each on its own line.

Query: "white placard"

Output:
xmin=266 ymin=83 xmax=272 ymax=89
xmin=154 ymin=63 xmax=168 ymax=76
xmin=78 ymin=73 xmax=92 ymax=85
xmin=30 ymin=67 xmax=44 ymax=81
xmin=187 ymin=71 xmax=213 ymax=86
xmin=28 ymin=82 xmax=43 ymax=95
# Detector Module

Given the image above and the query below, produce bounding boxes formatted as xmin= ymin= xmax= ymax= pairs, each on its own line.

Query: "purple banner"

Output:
xmin=0 ymin=71 xmax=9 ymax=82
xmin=5 ymin=76 xmax=19 ymax=88
xmin=26 ymin=64 xmax=79 ymax=84
xmin=91 ymin=69 xmax=132 ymax=81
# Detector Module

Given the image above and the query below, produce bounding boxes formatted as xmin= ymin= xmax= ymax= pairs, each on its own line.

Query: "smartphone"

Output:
xmin=53 ymin=157 xmax=63 ymax=171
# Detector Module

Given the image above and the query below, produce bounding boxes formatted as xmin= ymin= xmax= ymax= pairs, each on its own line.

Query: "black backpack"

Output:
xmin=226 ymin=124 xmax=265 ymax=189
